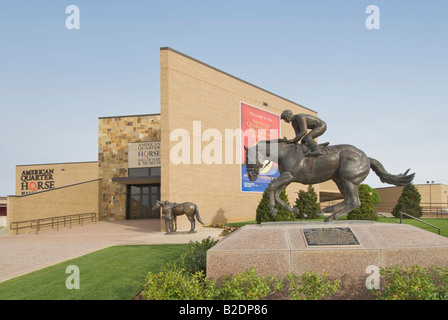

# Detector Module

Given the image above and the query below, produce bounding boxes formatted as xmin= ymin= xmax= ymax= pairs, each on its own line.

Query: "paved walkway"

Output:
xmin=0 ymin=220 xmax=223 ymax=283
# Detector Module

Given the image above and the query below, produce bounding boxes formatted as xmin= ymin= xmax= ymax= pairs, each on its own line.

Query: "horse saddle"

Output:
xmin=298 ymin=142 xmax=330 ymax=156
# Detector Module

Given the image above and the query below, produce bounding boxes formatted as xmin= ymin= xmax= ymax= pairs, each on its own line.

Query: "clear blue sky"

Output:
xmin=1 ymin=0 xmax=447 ymax=195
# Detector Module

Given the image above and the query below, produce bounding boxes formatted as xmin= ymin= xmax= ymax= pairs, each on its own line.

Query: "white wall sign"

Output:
xmin=129 ymin=142 xmax=161 ymax=168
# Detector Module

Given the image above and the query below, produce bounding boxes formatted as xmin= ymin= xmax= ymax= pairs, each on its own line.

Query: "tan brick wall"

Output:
xmin=160 ymin=48 xmax=324 ymax=230
xmin=7 ymin=179 xmax=101 ymax=235
xmin=98 ymin=115 xmax=161 ymax=220
xmin=15 ymin=162 xmax=98 ymax=195
xmin=376 ymin=184 xmax=448 ymax=213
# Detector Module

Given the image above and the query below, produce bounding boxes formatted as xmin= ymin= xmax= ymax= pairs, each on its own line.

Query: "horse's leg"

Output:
xmin=174 ymin=216 xmax=178 ymax=232
xmin=319 ymin=201 xmax=346 ymax=217
xmin=190 ymin=217 xmax=195 ymax=232
xmin=325 ymin=180 xmax=361 ymax=222
xmin=268 ymin=183 xmax=278 ymax=217
xmin=317 ymin=177 xmax=346 ymax=216
xmin=274 ymin=184 xmax=305 ymax=218
xmin=183 ymin=211 xmax=194 ymax=232
xmin=268 ymin=172 xmax=295 ymax=217
xmin=274 ymin=185 xmax=287 ymax=207
xmin=324 ymin=149 xmax=369 ymax=222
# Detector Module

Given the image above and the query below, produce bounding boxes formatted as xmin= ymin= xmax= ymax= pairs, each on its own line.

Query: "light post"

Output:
xmin=445 ymin=191 xmax=448 ymax=208
xmin=426 ymin=181 xmax=434 ymax=214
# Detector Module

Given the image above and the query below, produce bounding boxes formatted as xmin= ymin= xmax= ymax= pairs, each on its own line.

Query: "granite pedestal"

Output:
xmin=206 ymin=221 xmax=448 ymax=298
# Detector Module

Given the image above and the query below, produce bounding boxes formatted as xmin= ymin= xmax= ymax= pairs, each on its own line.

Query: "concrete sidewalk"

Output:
xmin=0 ymin=220 xmax=223 ymax=283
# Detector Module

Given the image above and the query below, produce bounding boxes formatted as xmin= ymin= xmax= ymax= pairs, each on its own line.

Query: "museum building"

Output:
xmin=6 ymin=48 xmax=345 ymax=235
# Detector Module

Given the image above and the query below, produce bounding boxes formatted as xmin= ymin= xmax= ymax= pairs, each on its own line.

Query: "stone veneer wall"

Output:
xmin=98 ymin=114 xmax=161 ymax=220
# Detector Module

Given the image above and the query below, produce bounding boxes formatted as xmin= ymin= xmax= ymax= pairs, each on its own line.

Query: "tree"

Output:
xmin=256 ymin=182 xmax=296 ymax=223
xmin=347 ymin=184 xmax=381 ymax=220
xmin=392 ymin=183 xmax=423 ymax=218
xmin=294 ymin=185 xmax=320 ymax=219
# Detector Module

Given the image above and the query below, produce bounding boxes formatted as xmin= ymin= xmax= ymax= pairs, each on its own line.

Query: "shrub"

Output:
xmin=256 ymin=181 xmax=296 ymax=223
xmin=142 ymin=264 xmax=341 ymax=300
xmin=143 ymin=266 xmax=283 ymax=300
xmin=286 ymin=271 xmax=340 ymax=300
xmin=142 ymin=264 xmax=207 ymax=300
xmin=142 ymin=237 xmax=218 ymax=300
xmin=373 ymin=265 xmax=448 ymax=300
xmin=294 ymin=185 xmax=320 ymax=219
xmin=347 ymin=184 xmax=381 ymax=220
xmin=207 ymin=267 xmax=282 ymax=300
xmin=392 ymin=183 xmax=423 ymax=218
xmin=176 ymin=237 xmax=219 ymax=275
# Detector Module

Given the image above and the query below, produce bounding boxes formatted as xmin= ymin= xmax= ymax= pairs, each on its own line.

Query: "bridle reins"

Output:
xmin=246 ymin=160 xmax=271 ymax=173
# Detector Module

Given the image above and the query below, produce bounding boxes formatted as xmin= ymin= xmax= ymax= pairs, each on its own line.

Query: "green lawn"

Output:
xmin=0 ymin=244 xmax=187 ymax=300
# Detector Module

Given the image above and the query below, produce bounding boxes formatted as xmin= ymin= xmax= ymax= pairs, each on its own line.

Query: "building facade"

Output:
xmin=376 ymin=183 xmax=448 ymax=215
xmin=0 ymin=197 xmax=6 ymax=228
xmin=6 ymin=48 xmax=343 ymax=234
xmin=98 ymin=114 xmax=161 ymax=221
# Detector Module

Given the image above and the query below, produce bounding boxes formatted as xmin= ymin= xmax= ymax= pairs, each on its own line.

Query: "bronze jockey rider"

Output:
xmin=280 ymin=110 xmax=327 ymax=156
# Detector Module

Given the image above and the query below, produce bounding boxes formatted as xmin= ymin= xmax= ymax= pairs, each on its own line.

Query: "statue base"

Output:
xmin=206 ymin=221 xmax=448 ymax=299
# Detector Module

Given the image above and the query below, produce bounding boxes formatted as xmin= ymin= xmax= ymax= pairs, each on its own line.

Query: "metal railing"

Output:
xmin=10 ymin=212 xmax=97 ymax=235
xmin=376 ymin=212 xmax=401 ymax=224
xmin=375 ymin=212 xmax=441 ymax=235
xmin=422 ymin=208 xmax=447 ymax=218
xmin=399 ymin=212 xmax=441 ymax=235
xmin=375 ymin=202 xmax=448 ymax=218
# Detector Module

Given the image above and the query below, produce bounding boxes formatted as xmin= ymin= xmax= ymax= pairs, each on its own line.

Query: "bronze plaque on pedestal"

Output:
xmin=302 ymin=227 xmax=361 ymax=247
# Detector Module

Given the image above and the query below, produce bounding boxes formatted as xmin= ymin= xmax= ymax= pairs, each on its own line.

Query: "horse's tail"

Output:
xmin=194 ymin=205 xmax=205 ymax=225
xmin=369 ymin=158 xmax=415 ymax=186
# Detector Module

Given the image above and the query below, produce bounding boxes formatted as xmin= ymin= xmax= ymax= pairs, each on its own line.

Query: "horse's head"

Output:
xmin=155 ymin=200 xmax=179 ymax=219
xmin=152 ymin=201 xmax=161 ymax=215
xmin=153 ymin=200 xmax=170 ymax=215
xmin=244 ymin=144 xmax=271 ymax=181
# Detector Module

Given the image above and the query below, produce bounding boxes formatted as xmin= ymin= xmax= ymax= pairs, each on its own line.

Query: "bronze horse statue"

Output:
xmin=244 ymin=140 xmax=414 ymax=222
xmin=153 ymin=200 xmax=204 ymax=233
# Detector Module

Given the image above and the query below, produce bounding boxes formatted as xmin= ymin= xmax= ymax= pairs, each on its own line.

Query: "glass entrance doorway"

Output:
xmin=126 ymin=184 xmax=161 ymax=219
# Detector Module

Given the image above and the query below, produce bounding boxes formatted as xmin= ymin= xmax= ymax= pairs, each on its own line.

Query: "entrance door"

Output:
xmin=127 ymin=184 xmax=161 ymax=219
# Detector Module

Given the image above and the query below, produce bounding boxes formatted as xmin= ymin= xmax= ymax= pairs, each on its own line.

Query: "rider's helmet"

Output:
xmin=281 ymin=110 xmax=293 ymax=122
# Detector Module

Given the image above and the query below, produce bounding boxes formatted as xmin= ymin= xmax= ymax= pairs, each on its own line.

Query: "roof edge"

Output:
xmin=16 ymin=161 xmax=98 ymax=167
xmin=98 ymin=113 xmax=161 ymax=119
xmin=160 ymin=47 xmax=316 ymax=114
